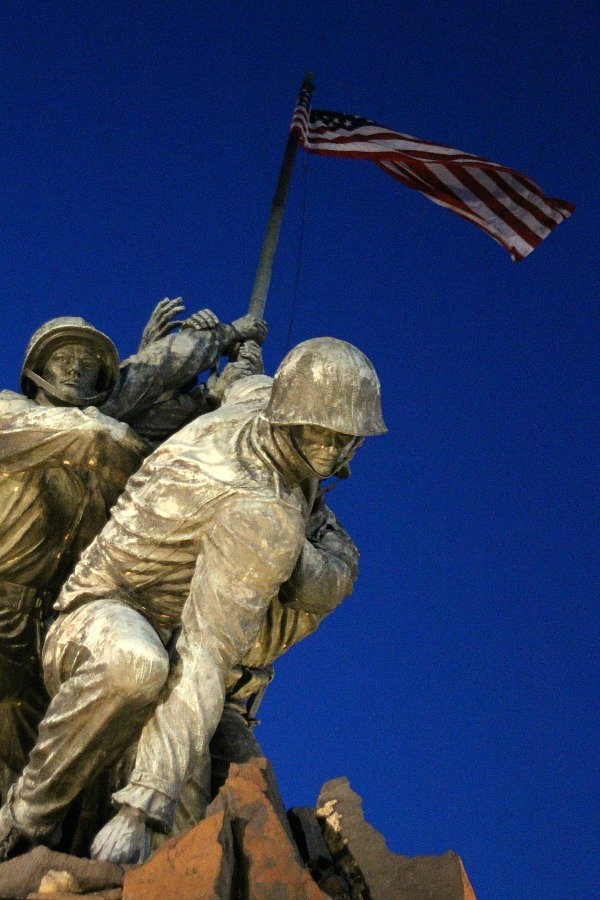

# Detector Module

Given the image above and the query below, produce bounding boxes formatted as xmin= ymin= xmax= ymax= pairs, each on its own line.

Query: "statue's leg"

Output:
xmin=167 ymin=748 xmax=212 ymax=838
xmin=108 ymin=621 xmax=228 ymax=834
xmin=93 ymin=501 xmax=297 ymax=864
xmin=165 ymin=702 xmax=283 ymax=839
xmin=167 ymin=702 xmax=269 ymax=837
xmin=110 ymin=597 xmax=277 ymax=833
xmin=90 ymin=614 xmax=233 ymax=866
xmin=0 ymin=588 xmax=49 ymax=803
xmin=3 ymin=598 xmax=169 ymax=847
xmin=0 ymin=680 xmax=49 ymax=804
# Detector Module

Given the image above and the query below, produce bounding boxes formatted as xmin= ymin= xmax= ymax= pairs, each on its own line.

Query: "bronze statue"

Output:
xmin=103 ymin=298 xmax=267 ymax=446
xmin=171 ymin=492 xmax=361 ymax=839
xmin=0 ymin=337 xmax=386 ymax=864
xmin=0 ymin=316 xmax=145 ymax=801
xmin=0 ymin=302 xmax=266 ymax=798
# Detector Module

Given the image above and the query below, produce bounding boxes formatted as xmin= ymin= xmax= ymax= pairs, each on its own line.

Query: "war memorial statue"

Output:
xmin=0 ymin=300 xmax=267 ymax=801
xmin=0 ymin=336 xmax=386 ymax=865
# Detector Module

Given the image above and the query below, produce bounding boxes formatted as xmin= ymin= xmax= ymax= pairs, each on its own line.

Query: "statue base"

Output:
xmin=0 ymin=760 xmax=476 ymax=899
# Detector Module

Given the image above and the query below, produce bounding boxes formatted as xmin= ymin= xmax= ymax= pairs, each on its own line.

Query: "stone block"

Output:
xmin=0 ymin=847 xmax=124 ymax=900
xmin=122 ymin=805 xmax=234 ymax=900
xmin=317 ymin=777 xmax=477 ymax=900
xmin=217 ymin=758 xmax=327 ymax=899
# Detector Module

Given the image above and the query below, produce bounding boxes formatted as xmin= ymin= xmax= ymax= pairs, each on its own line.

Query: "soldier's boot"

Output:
xmin=90 ymin=805 xmax=154 ymax=865
xmin=0 ymin=794 xmax=32 ymax=861
xmin=0 ymin=785 xmax=64 ymax=862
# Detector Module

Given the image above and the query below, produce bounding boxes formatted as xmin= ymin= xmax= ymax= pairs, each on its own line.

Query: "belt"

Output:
xmin=226 ymin=663 xmax=274 ymax=699
xmin=225 ymin=664 xmax=274 ymax=727
xmin=0 ymin=578 xmax=51 ymax=614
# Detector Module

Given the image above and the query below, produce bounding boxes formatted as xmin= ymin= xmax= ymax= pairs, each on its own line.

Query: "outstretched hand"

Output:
xmin=138 ymin=297 xmax=185 ymax=351
xmin=180 ymin=308 xmax=220 ymax=332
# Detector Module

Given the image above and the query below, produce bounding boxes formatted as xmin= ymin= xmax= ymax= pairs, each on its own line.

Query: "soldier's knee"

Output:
xmin=107 ymin=636 xmax=169 ymax=706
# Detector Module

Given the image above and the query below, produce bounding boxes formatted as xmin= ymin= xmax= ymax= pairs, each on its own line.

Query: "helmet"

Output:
xmin=21 ymin=316 xmax=120 ymax=403
xmin=264 ymin=337 xmax=387 ymax=436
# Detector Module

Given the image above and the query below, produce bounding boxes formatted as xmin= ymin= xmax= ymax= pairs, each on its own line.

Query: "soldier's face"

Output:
xmin=288 ymin=424 xmax=364 ymax=477
xmin=41 ymin=342 xmax=102 ymax=404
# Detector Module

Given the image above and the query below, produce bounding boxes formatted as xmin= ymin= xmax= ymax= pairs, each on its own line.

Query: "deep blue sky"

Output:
xmin=0 ymin=3 xmax=598 ymax=897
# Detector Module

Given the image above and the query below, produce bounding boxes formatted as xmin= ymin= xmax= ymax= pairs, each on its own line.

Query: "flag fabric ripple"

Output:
xmin=291 ymin=107 xmax=574 ymax=260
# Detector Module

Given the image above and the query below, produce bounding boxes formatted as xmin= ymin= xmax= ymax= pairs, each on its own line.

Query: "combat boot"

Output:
xmin=0 ymin=793 xmax=31 ymax=861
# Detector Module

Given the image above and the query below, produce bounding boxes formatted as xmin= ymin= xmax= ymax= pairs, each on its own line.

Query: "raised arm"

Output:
xmin=101 ymin=300 xmax=267 ymax=423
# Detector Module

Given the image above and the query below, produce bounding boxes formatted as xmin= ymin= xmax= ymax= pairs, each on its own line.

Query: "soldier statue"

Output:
xmin=0 ymin=301 xmax=266 ymax=798
xmin=0 ymin=337 xmax=386 ymax=865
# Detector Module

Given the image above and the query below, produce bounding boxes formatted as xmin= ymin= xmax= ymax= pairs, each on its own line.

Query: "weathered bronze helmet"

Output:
xmin=21 ymin=316 xmax=120 ymax=404
xmin=264 ymin=337 xmax=387 ymax=436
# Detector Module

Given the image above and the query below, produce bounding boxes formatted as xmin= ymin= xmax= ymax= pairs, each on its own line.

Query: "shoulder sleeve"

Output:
xmin=0 ymin=403 xmax=146 ymax=472
xmin=237 ymin=505 xmax=358 ymax=668
xmin=185 ymin=496 xmax=306 ymax=669
xmin=101 ymin=330 xmax=224 ymax=422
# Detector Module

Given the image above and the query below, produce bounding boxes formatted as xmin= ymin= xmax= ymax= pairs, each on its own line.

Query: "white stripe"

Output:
xmin=308 ymin=121 xmax=501 ymax=163
xmin=501 ymin=171 xmax=564 ymax=225
xmin=306 ymin=135 xmax=477 ymax=161
xmin=426 ymin=164 xmax=534 ymax=256
xmin=424 ymin=195 xmax=531 ymax=258
xmin=307 ymin=129 xmax=486 ymax=163
xmin=466 ymin=167 xmax=552 ymax=237
xmin=379 ymin=160 xmax=533 ymax=256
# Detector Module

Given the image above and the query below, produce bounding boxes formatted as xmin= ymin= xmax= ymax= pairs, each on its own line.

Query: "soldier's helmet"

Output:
xmin=21 ymin=316 xmax=120 ymax=402
xmin=264 ymin=337 xmax=387 ymax=436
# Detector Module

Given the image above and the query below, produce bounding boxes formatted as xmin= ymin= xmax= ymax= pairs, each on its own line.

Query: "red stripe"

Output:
xmin=307 ymin=131 xmax=511 ymax=168
xmin=443 ymin=165 xmax=546 ymax=248
xmin=308 ymin=122 xmax=506 ymax=165
xmin=377 ymin=160 xmax=493 ymax=225
xmin=483 ymin=168 xmax=566 ymax=231
xmin=302 ymin=109 xmax=573 ymax=258
xmin=377 ymin=159 xmax=533 ymax=258
xmin=310 ymin=114 xmax=493 ymax=154
xmin=379 ymin=157 xmax=542 ymax=247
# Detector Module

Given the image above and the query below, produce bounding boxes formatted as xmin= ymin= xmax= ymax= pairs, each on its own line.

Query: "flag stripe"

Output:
xmin=378 ymin=158 xmax=537 ymax=259
xmin=442 ymin=165 xmax=547 ymax=248
xmin=292 ymin=106 xmax=574 ymax=260
xmin=427 ymin=164 xmax=541 ymax=257
xmin=490 ymin=170 xmax=567 ymax=226
xmin=475 ymin=167 xmax=561 ymax=231
xmin=376 ymin=157 xmax=537 ymax=258
xmin=289 ymin=86 xmax=312 ymax=143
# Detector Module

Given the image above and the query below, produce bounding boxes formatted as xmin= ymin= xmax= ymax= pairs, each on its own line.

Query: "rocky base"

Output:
xmin=0 ymin=760 xmax=476 ymax=899
xmin=0 ymin=847 xmax=124 ymax=899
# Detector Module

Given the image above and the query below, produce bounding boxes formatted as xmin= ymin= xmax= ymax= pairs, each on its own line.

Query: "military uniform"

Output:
xmin=0 ymin=338 xmax=386 ymax=862
xmin=175 ymin=500 xmax=359 ymax=835
xmin=0 ymin=314 xmax=241 ymax=791
xmin=0 ymin=394 xmax=145 ymax=790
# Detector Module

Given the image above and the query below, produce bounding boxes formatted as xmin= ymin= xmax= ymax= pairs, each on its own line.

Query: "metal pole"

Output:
xmin=247 ymin=71 xmax=315 ymax=318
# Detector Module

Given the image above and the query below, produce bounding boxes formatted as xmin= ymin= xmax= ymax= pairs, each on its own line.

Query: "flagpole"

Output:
xmin=247 ymin=71 xmax=315 ymax=319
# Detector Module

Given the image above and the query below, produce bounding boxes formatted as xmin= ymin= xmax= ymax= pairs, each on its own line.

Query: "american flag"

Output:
xmin=289 ymin=84 xmax=311 ymax=144
xmin=290 ymin=107 xmax=574 ymax=261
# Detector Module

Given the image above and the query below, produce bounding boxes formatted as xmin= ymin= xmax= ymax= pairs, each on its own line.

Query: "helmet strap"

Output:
xmin=23 ymin=369 xmax=110 ymax=407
